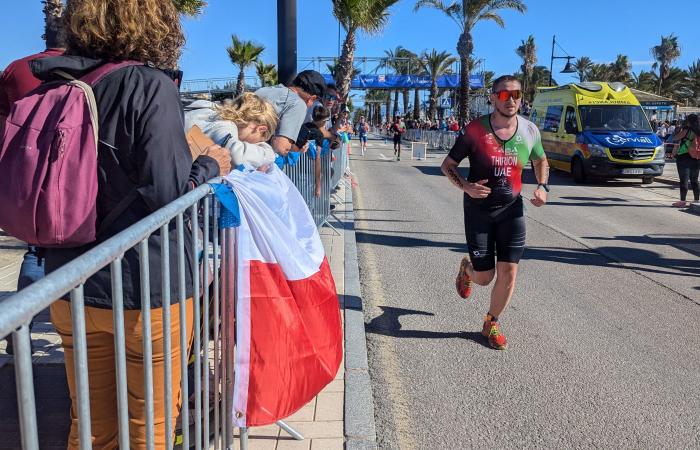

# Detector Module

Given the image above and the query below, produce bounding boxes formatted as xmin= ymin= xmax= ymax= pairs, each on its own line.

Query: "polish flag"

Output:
xmin=220 ymin=166 xmax=342 ymax=427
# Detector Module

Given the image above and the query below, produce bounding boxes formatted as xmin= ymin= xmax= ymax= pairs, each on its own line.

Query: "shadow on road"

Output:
xmin=584 ymin=234 xmax=700 ymax=259
xmin=523 ymin=245 xmax=700 ymax=278
xmin=356 ymin=232 xmax=465 ymax=253
xmin=412 ymin=166 xmax=468 ymax=178
xmin=366 ymin=306 xmax=490 ymax=349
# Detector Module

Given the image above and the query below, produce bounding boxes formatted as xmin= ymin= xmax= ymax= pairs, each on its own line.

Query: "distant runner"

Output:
xmin=357 ymin=115 xmax=369 ymax=156
xmin=441 ymin=75 xmax=550 ymax=350
xmin=389 ymin=116 xmax=405 ymax=161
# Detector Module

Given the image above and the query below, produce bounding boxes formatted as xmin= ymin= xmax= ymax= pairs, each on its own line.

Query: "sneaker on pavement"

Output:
xmin=455 ymin=257 xmax=473 ymax=299
xmin=481 ymin=318 xmax=507 ymax=350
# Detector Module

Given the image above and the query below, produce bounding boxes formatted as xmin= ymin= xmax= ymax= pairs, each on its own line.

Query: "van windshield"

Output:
xmin=578 ymin=105 xmax=652 ymax=132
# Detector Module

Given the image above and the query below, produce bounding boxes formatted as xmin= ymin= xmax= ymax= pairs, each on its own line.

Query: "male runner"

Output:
xmin=389 ymin=116 xmax=405 ymax=161
xmin=440 ymin=75 xmax=549 ymax=350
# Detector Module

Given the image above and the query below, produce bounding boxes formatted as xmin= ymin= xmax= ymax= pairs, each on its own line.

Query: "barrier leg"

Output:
xmin=239 ymin=427 xmax=249 ymax=450
xmin=276 ymin=420 xmax=304 ymax=440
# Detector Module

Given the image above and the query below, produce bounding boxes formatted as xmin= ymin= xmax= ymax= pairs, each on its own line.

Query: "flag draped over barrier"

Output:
xmin=216 ymin=166 xmax=343 ymax=427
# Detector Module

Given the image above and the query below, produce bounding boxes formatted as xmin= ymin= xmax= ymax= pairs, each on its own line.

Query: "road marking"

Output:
xmin=354 ymin=184 xmax=418 ymax=450
xmin=379 ymin=153 xmax=391 ymax=161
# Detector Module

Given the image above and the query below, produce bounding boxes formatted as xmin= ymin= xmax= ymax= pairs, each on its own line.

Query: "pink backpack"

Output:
xmin=688 ymin=135 xmax=700 ymax=160
xmin=0 ymin=61 xmax=139 ymax=247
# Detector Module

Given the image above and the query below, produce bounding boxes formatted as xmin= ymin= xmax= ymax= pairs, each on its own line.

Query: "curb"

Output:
xmin=342 ymin=184 xmax=378 ymax=450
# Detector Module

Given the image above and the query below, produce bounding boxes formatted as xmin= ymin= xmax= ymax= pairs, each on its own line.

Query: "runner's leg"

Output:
xmin=488 ymin=203 xmax=526 ymax=318
xmin=488 ymin=262 xmax=519 ymax=318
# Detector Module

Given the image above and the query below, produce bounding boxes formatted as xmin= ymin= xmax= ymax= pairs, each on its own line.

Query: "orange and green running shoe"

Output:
xmin=482 ymin=317 xmax=508 ymax=350
xmin=455 ymin=256 xmax=473 ymax=299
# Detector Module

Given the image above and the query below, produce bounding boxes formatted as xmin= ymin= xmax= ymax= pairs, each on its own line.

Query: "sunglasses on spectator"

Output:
xmin=494 ymin=90 xmax=522 ymax=101
xmin=324 ymin=94 xmax=338 ymax=101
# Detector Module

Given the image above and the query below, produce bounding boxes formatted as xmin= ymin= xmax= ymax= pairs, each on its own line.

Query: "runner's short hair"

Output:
xmin=492 ymin=75 xmax=521 ymax=92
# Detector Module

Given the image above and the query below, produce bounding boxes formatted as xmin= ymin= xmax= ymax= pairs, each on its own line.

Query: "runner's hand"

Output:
xmin=530 ymin=188 xmax=547 ymax=207
xmin=463 ymin=179 xmax=491 ymax=199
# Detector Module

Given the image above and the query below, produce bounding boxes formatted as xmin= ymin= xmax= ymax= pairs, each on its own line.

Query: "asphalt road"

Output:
xmin=350 ymin=137 xmax=700 ymax=450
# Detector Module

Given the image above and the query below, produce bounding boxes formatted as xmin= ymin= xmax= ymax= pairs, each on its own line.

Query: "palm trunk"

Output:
xmin=402 ymin=89 xmax=409 ymax=118
xmin=43 ymin=0 xmax=64 ymax=48
xmin=413 ymin=88 xmax=420 ymax=119
xmin=457 ymin=30 xmax=473 ymax=123
xmin=658 ymin=67 xmax=664 ymax=95
xmin=235 ymin=68 xmax=246 ymax=97
xmin=392 ymin=90 xmax=399 ymax=118
xmin=428 ymin=81 xmax=438 ymax=121
xmin=385 ymin=94 xmax=390 ymax=123
xmin=336 ymin=27 xmax=357 ymax=102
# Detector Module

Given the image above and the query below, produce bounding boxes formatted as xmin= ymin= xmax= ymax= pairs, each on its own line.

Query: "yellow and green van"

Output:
xmin=530 ymin=82 xmax=665 ymax=183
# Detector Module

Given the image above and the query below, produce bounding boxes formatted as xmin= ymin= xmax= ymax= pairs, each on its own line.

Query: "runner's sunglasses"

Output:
xmin=494 ymin=89 xmax=522 ymax=101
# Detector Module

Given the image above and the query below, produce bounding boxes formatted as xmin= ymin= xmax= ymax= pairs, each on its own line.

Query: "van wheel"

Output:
xmin=642 ymin=177 xmax=654 ymax=184
xmin=572 ymin=158 xmax=586 ymax=184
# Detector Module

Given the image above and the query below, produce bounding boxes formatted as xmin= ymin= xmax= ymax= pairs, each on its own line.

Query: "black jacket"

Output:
xmin=33 ymin=56 xmax=219 ymax=309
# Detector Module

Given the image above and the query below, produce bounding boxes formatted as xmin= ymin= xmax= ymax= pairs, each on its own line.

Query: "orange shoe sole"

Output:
xmin=456 ymin=257 xmax=473 ymax=299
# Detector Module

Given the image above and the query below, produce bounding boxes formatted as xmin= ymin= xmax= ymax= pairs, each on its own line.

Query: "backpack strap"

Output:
xmin=96 ymin=188 xmax=141 ymax=238
xmin=80 ymin=61 xmax=144 ymax=86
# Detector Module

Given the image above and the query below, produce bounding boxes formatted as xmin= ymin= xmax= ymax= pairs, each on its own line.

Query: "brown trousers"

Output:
xmin=51 ymin=299 xmax=194 ymax=449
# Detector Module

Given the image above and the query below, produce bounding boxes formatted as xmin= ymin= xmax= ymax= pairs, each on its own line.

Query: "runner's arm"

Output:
xmin=531 ymin=156 xmax=549 ymax=185
xmin=441 ymin=155 xmax=467 ymax=190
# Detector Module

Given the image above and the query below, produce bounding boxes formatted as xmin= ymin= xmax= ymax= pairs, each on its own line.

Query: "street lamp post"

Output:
xmin=277 ymin=0 xmax=297 ymax=85
xmin=549 ymin=35 xmax=576 ymax=86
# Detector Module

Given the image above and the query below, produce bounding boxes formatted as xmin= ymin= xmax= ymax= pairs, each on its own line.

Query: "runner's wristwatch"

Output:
xmin=537 ymin=183 xmax=550 ymax=192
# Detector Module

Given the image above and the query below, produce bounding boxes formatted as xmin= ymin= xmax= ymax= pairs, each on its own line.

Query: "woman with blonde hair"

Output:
xmin=185 ymin=92 xmax=279 ymax=171
xmin=33 ymin=0 xmax=231 ymax=447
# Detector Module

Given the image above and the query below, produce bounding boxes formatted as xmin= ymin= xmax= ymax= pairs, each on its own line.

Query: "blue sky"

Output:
xmin=2 ymin=0 xmax=698 ymax=86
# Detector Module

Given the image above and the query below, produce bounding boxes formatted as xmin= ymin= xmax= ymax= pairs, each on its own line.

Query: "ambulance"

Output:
xmin=530 ymin=82 xmax=665 ymax=183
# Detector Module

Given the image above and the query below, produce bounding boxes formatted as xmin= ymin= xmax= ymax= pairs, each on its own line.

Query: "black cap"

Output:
xmin=292 ymin=70 xmax=327 ymax=98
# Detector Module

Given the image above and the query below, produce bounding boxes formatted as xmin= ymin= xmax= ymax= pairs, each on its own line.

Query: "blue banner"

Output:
xmin=323 ymin=73 xmax=483 ymax=89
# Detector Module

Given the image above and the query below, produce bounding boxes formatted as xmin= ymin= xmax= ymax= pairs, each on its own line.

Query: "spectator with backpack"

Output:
xmin=0 ymin=0 xmax=230 ymax=447
xmin=671 ymin=114 xmax=700 ymax=208
xmin=0 ymin=21 xmax=66 ymax=356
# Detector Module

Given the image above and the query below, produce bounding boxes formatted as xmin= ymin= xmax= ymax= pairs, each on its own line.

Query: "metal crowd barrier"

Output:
xmin=0 ymin=175 xmax=314 ymax=450
xmin=403 ymin=129 xmax=459 ymax=150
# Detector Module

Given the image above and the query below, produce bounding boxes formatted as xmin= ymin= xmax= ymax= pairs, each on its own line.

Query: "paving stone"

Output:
xmin=314 ymin=392 xmax=343 ymax=422
xmin=285 ymin=399 xmax=316 ymax=422
xmin=310 ymin=438 xmax=345 ymax=450
xmin=280 ymin=421 xmax=343 ymax=439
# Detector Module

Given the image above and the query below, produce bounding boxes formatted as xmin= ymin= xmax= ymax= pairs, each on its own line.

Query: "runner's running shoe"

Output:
xmin=455 ymin=256 xmax=473 ymax=299
xmin=481 ymin=317 xmax=507 ymax=350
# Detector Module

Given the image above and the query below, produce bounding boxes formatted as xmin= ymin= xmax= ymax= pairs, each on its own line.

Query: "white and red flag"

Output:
xmin=220 ymin=166 xmax=342 ymax=427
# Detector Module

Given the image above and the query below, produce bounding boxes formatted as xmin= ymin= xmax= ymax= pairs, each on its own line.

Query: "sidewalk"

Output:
xmin=0 ymin=181 xmax=373 ymax=449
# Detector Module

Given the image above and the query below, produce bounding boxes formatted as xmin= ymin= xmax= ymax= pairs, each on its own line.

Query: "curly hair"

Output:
xmin=217 ymin=93 xmax=278 ymax=142
xmin=63 ymin=0 xmax=185 ymax=68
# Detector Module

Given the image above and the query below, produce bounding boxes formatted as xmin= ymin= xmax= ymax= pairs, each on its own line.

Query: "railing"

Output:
xmin=0 ymin=144 xmax=346 ymax=448
xmin=403 ymin=129 xmax=459 ymax=150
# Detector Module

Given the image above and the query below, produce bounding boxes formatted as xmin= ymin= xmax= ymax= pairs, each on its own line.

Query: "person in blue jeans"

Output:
xmin=4 ymin=246 xmax=44 ymax=354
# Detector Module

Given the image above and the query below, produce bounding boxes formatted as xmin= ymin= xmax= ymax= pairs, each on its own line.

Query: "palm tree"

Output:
xmin=610 ymin=54 xmax=632 ymax=83
xmin=572 ymin=56 xmax=593 ymax=83
xmin=378 ymin=46 xmax=418 ymax=117
xmin=255 ymin=61 xmax=278 ymax=87
xmin=420 ymin=50 xmax=457 ymax=120
xmin=631 ymin=70 xmax=658 ymax=93
xmin=226 ymin=35 xmax=265 ymax=96
xmin=686 ymin=60 xmax=700 ymax=106
xmin=530 ymin=66 xmax=555 ymax=88
xmin=588 ymin=63 xmax=611 ymax=82
xmin=42 ymin=0 xmax=64 ymax=47
xmin=414 ymin=0 xmax=526 ymax=122
xmin=651 ymin=33 xmax=681 ymax=95
xmin=172 ymin=0 xmax=207 ymax=15
xmin=333 ymin=0 xmax=400 ymax=102
xmin=515 ymin=35 xmax=537 ymax=101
